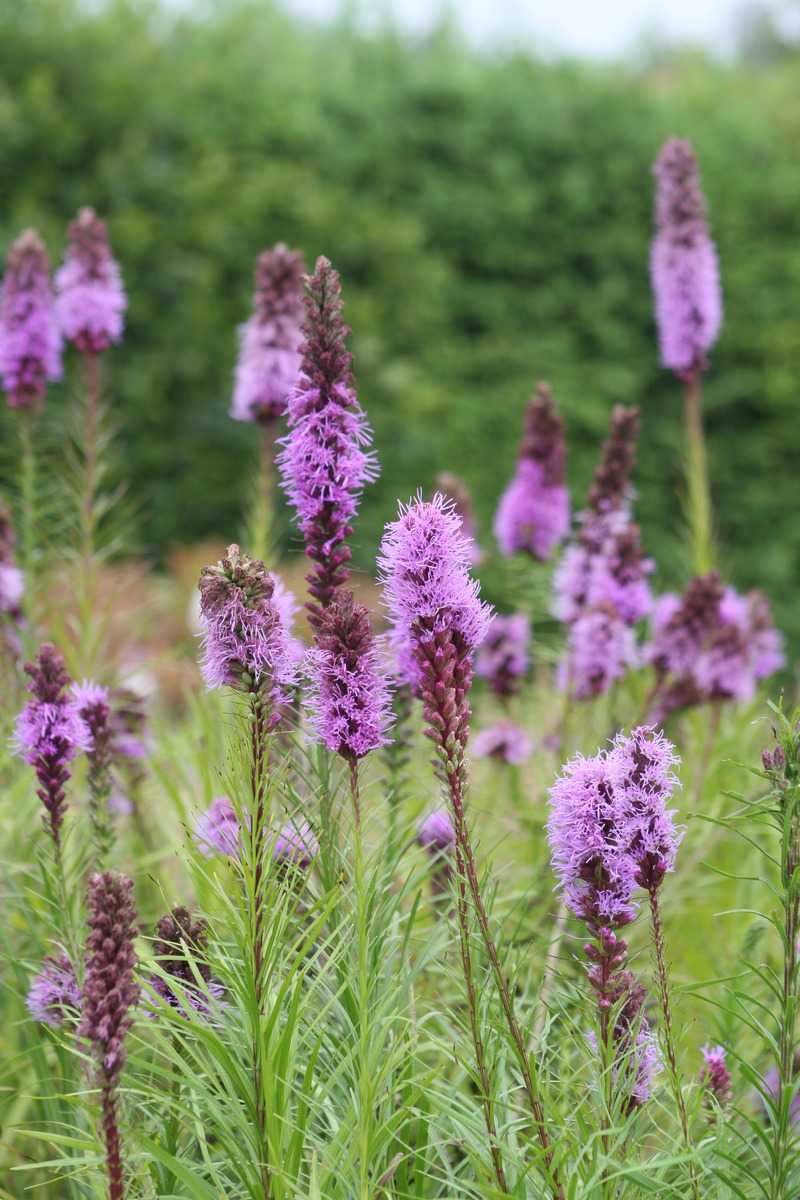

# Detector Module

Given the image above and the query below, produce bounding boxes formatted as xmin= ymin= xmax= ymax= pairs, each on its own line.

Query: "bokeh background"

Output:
xmin=2 ymin=0 xmax=799 ymax=648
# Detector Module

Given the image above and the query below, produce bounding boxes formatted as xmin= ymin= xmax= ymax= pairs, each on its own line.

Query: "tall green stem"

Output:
xmin=249 ymin=685 xmax=272 ymax=1200
xmin=772 ymin=799 xmax=800 ymax=1198
xmin=18 ymin=409 xmax=37 ymax=588
xmin=683 ymin=372 xmax=714 ymax=575
xmin=348 ymin=756 xmax=373 ymax=1200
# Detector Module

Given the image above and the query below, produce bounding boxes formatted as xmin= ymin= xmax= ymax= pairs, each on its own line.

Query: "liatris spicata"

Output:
xmin=494 ymin=382 xmax=569 ymax=560
xmin=651 ymin=138 xmax=721 ymax=380
xmin=73 ymin=681 xmax=114 ymax=865
xmin=15 ymin=644 xmax=90 ymax=848
xmin=306 ymin=589 xmax=392 ymax=770
xmin=278 ymin=257 xmax=378 ymax=629
xmin=231 ymin=244 xmax=305 ymax=426
xmin=437 ymin=471 xmax=482 ymax=565
xmin=475 ymin=612 xmax=530 ymax=699
xmin=55 ymin=208 xmax=126 ymax=354
xmin=0 ymin=229 xmax=62 ymax=410
xmin=273 ymin=817 xmax=319 ymax=871
xmin=80 ymin=871 xmax=138 ymax=1200
xmin=418 ymin=808 xmax=455 ymax=899
xmin=148 ymin=906 xmax=223 ymax=1017
xmin=472 ymin=721 xmax=533 ymax=765
xmin=26 ymin=953 xmax=81 ymax=1027
xmin=194 ymin=795 xmax=244 ymax=858
xmin=647 ymin=573 xmax=785 ymax=719
xmin=554 ymin=407 xmax=652 ymax=698
xmin=699 ymin=1044 xmax=732 ymax=1106
xmin=0 ymin=494 xmax=24 ymax=618
xmin=198 ymin=544 xmax=298 ymax=712
xmin=379 ymin=493 xmax=560 ymax=1196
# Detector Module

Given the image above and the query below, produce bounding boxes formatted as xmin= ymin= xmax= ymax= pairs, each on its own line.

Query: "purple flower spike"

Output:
xmin=0 ymin=495 xmax=24 ymax=619
xmin=15 ymin=644 xmax=90 ymax=846
xmin=473 ymin=722 xmax=533 ymax=765
xmin=558 ymin=609 xmax=638 ymax=700
xmin=651 ymin=138 xmax=722 ymax=378
xmin=148 ymin=906 xmax=224 ymax=1018
xmin=194 ymin=795 xmax=244 ymax=858
xmin=198 ymin=544 xmax=298 ymax=711
xmin=26 ymin=953 xmax=81 ymax=1027
xmin=475 ymin=613 xmax=531 ymax=698
xmin=306 ymin=590 xmax=393 ymax=761
xmin=55 ymin=208 xmax=126 ymax=354
xmin=417 ymin=808 xmax=456 ymax=853
xmin=494 ymin=383 xmax=569 ymax=561
xmin=273 ymin=818 xmax=319 ymax=870
xmin=231 ymin=243 xmax=305 ymax=425
xmin=700 ymin=1044 xmax=732 ymax=1105
xmin=0 ymin=229 xmax=62 ymax=410
xmin=278 ymin=257 xmax=378 ymax=629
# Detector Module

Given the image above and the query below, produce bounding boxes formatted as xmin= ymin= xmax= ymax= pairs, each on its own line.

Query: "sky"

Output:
xmin=284 ymin=0 xmax=753 ymax=56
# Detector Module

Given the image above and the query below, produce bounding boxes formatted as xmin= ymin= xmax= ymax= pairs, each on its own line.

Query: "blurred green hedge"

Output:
xmin=1 ymin=1 xmax=799 ymax=653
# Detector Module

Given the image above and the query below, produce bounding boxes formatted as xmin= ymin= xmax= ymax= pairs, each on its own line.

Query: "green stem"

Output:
xmin=683 ymin=372 xmax=714 ymax=575
xmin=772 ymin=810 xmax=799 ymax=1199
xmin=18 ymin=408 xmax=37 ymax=597
xmin=348 ymin=755 xmax=373 ymax=1200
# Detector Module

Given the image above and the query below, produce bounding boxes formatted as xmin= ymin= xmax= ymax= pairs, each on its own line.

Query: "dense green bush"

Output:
xmin=1 ymin=0 xmax=799 ymax=649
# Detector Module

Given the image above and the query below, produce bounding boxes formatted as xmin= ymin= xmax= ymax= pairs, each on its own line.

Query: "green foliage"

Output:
xmin=1 ymin=1 xmax=799 ymax=648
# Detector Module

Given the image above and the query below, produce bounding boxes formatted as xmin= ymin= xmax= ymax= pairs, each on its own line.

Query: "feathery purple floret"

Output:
xmin=494 ymin=383 xmax=570 ymax=560
xmin=651 ymin=138 xmax=722 ymax=378
xmin=700 ymin=1044 xmax=732 ymax=1104
xmin=231 ymin=243 xmax=305 ymax=424
xmin=278 ymin=257 xmax=378 ymax=628
xmin=15 ymin=644 xmax=90 ymax=846
xmin=647 ymin=573 xmax=784 ymax=718
xmin=473 ymin=721 xmax=533 ymax=765
xmin=80 ymin=872 xmax=139 ymax=1081
xmin=548 ymin=726 xmax=681 ymax=922
xmin=306 ymin=590 xmax=393 ymax=760
xmin=0 ymin=229 xmax=62 ymax=410
xmin=194 ymin=795 xmax=243 ymax=858
xmin=557 ymin=608 xmax=638 ymax=700
xmin=26 ymin=954 xmax=81 ymax=1027
xmin=55 ymin=208 xmax=126 ymax=354
xmin=198 ymin=544 xmax=298 ymax=712
xmin=475 ymin=613 xmax=531 ymax=698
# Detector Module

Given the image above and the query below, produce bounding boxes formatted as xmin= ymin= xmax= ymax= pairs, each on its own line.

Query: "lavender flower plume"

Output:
xmin=273 ymin=817 xmax=319 ymax=870
xmin=306 ymin=589 xmax=393 ymax=760
xmin=278 ymin=257 xmax=378 ymax=628
xmin=558 ymin=608 xmax=638 ymax=700
xmin=607 ymin=726 xmax=682 ymax=890
xmin=198 ymin=544 xmax=298 ymax=710
xmin=473 ymin=721 xmax=533 ymax=765
xmin=494 ymin=383 xmax=569 ymax=560
xmin=587 ymin=405 xmax=640 ymax=520
xmin=148 ymin=906 xmax=223 ymax=1017
xmin=15 ymin=644 xmax=90 ymax=846
xmin=73 ymin=681 xmax=114 ymax=861
xmin=417 ymin=808 xmax=455 ymax=853
xmin=475 ymin=613 xmax=531 ymax=698
xmin=26 ymin=953 xmax=81 ymax=1027
xmin=437 ymin=472 xmax=482 ymax=565
xmin=0 ymin=229 xmax=62 ymax=410
xmin=378 ymin=493 xmax=492 ymax=783
xmin=79 ymin=871 xmax=138 ymax=1200
xmin=231 ymin=243 xmax=305 ymax=424
xmin=651 ymin=138 xmax=722 ymax=378
xmin=699 ymin=1044 xmax=732 ymax=1105
xmin=194 ymin=795 xmax=243 ymax=858
xmin=55 ymin=208 xmax=126 ymax=354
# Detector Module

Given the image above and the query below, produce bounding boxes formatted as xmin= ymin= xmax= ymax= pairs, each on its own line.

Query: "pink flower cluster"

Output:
xmin=0 ymin=230 xmax=62 ymax=410
xmin=55 ymin=207 xmax=126 ymax=354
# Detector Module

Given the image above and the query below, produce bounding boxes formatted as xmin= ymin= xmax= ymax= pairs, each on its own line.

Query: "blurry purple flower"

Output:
xmin=437 ymin=472 xmax=482 ymax=565
xmin=627 ymin=1021 xmax=663 ymax=1108
xmin=586 ymin=406 xmax=640 ymax=520
xmin=0 ymin=497 xmax=23 ymax=616
xmin=700 ymin=1044 xmax=732 ymax=1105
xmin=278 ymin=257 xmax=378 ymax=628
xmin=194 ymin=795 xmax=243 ymax=858
xmin=108 ymin=789 xmax=133 ymax=817
xmin=79 ymin=872 xmax=138 ymax=1082
xmin=761 ymin=1062 xmax=800 ymax=1126
xmin=473 ymin=721 xmax=533 ymax=765
xmin=651 ymin=138 xmax=722 ymax=378
xmin=558 ymin=608 xmax=638 ymax=700
xmin=55 ymin=208 xmax=126 ymax=354
xmin=270 ymin=572 xmax=305 ymax=667
xmin=72 ymin=681 xmax=111 ymax=746
xmin=306 ymin=590 xmax=393 ymax=760
xmin=475 ymin=613 xmax=531 ymax=698
xmin=417 ymin=808 xmax=455 ymax=853
xmin=0 ymin=229 xmax=62 ymax=410
xmin=231 ymin=243 xmax=304 ymax=424
xmin=15 ymin=644 xmax=90 ymax=846
xmin=147 ymin=906 xmax=224 ymax=1019
xmin=494 ymin=383 xmax=569 ymax=560
xmin=26 ymin=953 xmax=81 ymax=1027
xmin=273 ymin=817 xmax=318 ymax=870
xmin=198 ymin=544 xmax=298 ymax=711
